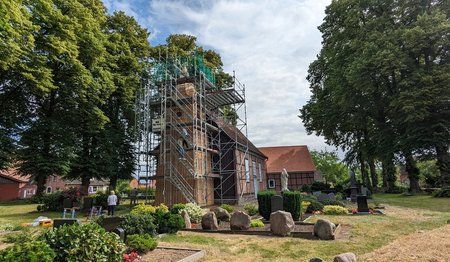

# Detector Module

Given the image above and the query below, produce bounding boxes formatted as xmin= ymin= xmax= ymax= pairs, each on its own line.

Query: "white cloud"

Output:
xmin=107 ymin=0 xmax=336 ymax=152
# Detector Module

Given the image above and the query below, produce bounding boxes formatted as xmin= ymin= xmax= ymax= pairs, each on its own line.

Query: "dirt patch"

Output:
xmin=361 ymin=224 xmax=450 ymax=262
xmin=140 ymin=247 xmax=199 ymax=262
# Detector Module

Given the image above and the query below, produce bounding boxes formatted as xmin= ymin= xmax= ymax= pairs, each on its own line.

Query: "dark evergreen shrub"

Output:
xmin=310 ymin=181 xmax=331 ymax=192
xmin=282 ymin=191 xmax=301 ymax=221
xmin=153 ymin=212 xmax=185 ymax=234
xmin=305 ymin=200 xmax=324 ymax=213
xmin=126 ymin=234 xmax=158 ymax=253
xmin=257 ymin=190 xmax=276 ymax=220
xmin=120 ymin=213 xmax=157 ymax=236
xmin=171 ymin=203 xmax=186 ymax=214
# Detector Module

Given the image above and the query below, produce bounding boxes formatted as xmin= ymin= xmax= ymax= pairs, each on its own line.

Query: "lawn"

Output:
xmin=373 ymin=193 xmax=450 ymax=212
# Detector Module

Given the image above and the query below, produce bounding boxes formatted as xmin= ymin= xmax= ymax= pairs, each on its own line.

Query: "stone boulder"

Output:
xmin=313 ymin=219 xmax=336 ymax=240
xmin=201 ymin=212 xmax=218 ymax=230
xmin=213 ymin=207 xmax=231 ymax=222
xmin=270 ymin=210 xmax=295 ymax=236
xmin=310 ymin=258 xmax=326 ymax=262
xmin=333 ymin=252 xmax=357 ymax=262
xmin=230 ymin=211 xmax=251 ymax=230
xmin=180 ymin=210 xmax=191 ymax=229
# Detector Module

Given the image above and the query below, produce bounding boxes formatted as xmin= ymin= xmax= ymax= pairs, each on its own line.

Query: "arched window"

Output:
xmin=46 ymin=186 xmax=52 ymax=193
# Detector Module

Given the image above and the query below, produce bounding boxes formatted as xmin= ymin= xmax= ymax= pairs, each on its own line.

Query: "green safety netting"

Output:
xmin=152 ymin=53 xmax=216 ymax=87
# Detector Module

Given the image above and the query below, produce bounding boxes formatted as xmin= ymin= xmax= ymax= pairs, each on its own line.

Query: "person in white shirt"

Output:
xmin=107 ymin=190 xmax=118 ymax=216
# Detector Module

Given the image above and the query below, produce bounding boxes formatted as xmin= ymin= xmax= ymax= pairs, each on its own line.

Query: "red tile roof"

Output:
xmin=0 ymin=168 xmax=30 ymax=183
xmin=258 ymin=145 xmax=316 ymax=173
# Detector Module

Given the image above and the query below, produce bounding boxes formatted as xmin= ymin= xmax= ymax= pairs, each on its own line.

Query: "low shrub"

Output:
xmin=250 ymin=219 xmax=264 ymax=228
xmin=301 ymin=201 xmax=310 ymax=215
xmin=433 ymin=187 xmax=450 ymax=198
xmin=38 ymin=191 xmax=63 ymax=211
xmin=335 ymin=192 xmax=345 ymax=200
xmin=257 ymin=190 xmax=276 ymax=220
xmin=244 ymin=203 xmax=258 ymax=216
xmin=310 ymin=181 xmax=331 ymax=192
xmin=323 ymin=205 xmax=348 ymax=215
xmin=184 ymin=203 xmax=204 ymax=223
xmin=153 ymin=212 xmax=185 ymax=234
xmin=300 ymin=184 xmax=312 ymax=193
xmin=321 ymin=200 xmax=345 ymax=207
xmin=171 ymin=203 xmax=186 ymax=214
xmin=155 ymin=203 xmax=169 ymax=214
xmin=0 ymin=240 xmax=55 ymax=262
xmin=126 ymin=234 xmax=158 ymax=253
xmin=0 ymin=224 xmax=23 ymax=232
xmin=120 ymin=213 xmax=157 ymax=236
xmin=131 ymin=203 xmax=156 ymax=215
xmin=220 ymin=204 xmax=234 ymax=213
xmin=301 ymin=194 xmax=318 ymax=202
xmin=40 ymin=223 xmax=125 ymax=262
xmin=305 ymin=201 xmax=324 ymax=213
xmin=283 ymin=191 xmax=301 ymax=221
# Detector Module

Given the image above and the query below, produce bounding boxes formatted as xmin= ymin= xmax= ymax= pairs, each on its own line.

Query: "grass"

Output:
xmin=0 ymin=201 xmax=132 ymax=226
xmin=373 ymin=193 xmax=450 ymax=212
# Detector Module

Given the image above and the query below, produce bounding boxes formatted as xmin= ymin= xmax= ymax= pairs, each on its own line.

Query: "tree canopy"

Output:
xmin=300 ymin=0 xmax=450 ymax=192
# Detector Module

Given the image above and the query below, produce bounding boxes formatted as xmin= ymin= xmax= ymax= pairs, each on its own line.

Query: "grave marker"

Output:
xmin=357 ymin=195 xmax=369 ymax=213
xmin=271 ymin=195 xmax=283 ymax=213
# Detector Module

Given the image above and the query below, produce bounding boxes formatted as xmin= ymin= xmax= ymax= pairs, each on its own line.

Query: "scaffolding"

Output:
xmin=135 ymin=53 xmax=248 ymax=206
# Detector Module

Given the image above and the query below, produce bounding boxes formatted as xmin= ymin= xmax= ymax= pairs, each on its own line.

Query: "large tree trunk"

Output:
xmin=81 ymin=176 xmax=90 ymax=196
xmin=369 ymin=158 xmax=378 ymax=188
xmin=436 ymin=144 xmax=450 ymax=187
xmin=382 ymin=157 xmax=396 ymax=191
xmin=405 ymin=153 xmax=421 ymax=193
xmin=35 ymin=174 xmax=47 ymax=197
xmin=358 ymin=151 xmax=371 ymax=190
xmin=109 ymin=175 xmax=118 ymax=191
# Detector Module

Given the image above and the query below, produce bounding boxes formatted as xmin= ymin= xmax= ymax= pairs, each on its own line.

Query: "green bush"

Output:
xmin=283 ymin=191 xmax=301 ymax=221
xmin=257 ymin=190 xmax=276 ymax=220
xmin=220 ymin=204 xmax=234 ymax=213
xmin=171 ymin=203 xmax=186 ymax=214
xmin=120 ymin=213 xmax=157 ymax=236
xmin=300 ymin=184 xmax=312 ymax=193
xmin=310 ymin=181 xmax=331 ymax=192
xmin=244 ymin=203 xmax=258 ymax=216
xmin=321 ymin=200 xmax=345 ymax=207
xmin=301 ymin=194 xmax=318 ymax=202
xmin=38 ymin=191 xmax=63 ymax=211
xmin=131 ymin=203 xmax=156 ymax=215
xmin=0 ymin=240 xmax=55 ymax=262
xmin=153 ymin=212 xmax=185 ymax=234
xmin=433 ymin=187 xmax=450 ymax=198
xmin=305 ymin=200 xmax=324 ymax=213
xmin=126 ymin=234 xmax=158 ymax=253
xmin=323 ymin=205 xmax=348 ymax=215
xmin=40 ymin=223 xmax=125 ymax=262
xmin=184 ymin=203 xmax=204 ymax=223
xmin=301 ymin=201 xmax=310 ymax=215
xmin=250 ymin=219 xmax=264 ymax=228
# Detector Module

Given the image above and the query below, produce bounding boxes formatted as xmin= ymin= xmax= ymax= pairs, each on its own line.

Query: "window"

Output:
xmin=46 ymin=186 xmax=52 ymax=193
xmin=258 ymin=162 xmax=262 ymax=182
xmin=268 ymin=179 xmax=275 ymax=188
xmin=92 ymin=186 xmax=98 ymax=192
xmin=252 ymin=161 xmax=257 ymax=179
xmin=245 ymin=159 xmax=250 ymax=182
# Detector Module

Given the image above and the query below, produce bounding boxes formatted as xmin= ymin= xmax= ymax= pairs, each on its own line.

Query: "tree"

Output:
xmin=300 ymin=0 xmax=449 ymax=192
xmin=310 ymin=150 xmax=348 ymax=186
xmin=67 ymin=10 xmax=151 ymax=193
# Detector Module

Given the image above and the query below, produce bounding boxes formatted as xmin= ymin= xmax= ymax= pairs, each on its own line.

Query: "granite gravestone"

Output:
xmin=82 ymin=197 xmax=93 ymax=211
xmin=327 ymin=193 xmax=336 ymax=201
xmin=357 ymin=195 xmax=369 ymax=213
xmin=63 ymin=198 xmax=73 ymax=209
xmin=271 ymin=195 xmax=283 ymax=213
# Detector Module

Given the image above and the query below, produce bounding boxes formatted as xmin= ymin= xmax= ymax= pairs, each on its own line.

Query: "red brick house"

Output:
xmin=258 ymin=145 xmax=317 ymax=193
xmin=0 ymin=169 xmax=35 ymax=200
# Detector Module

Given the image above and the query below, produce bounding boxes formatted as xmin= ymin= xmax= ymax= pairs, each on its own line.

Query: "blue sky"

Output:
xmin=103 ymin=0 xmax=335 ymax=152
